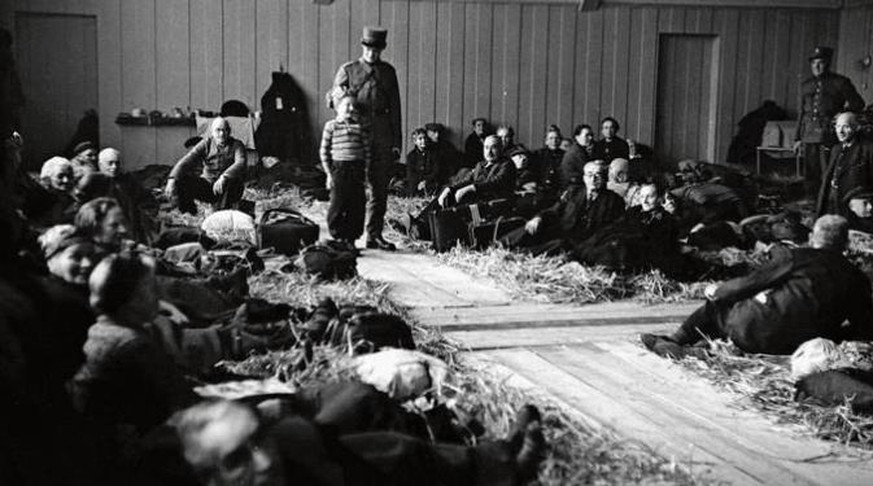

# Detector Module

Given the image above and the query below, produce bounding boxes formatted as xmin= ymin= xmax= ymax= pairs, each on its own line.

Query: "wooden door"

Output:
xmin=15 ymin=12 xmax=98 ymax=170
xmin=655 ymin=34 xmax=719 ymax=167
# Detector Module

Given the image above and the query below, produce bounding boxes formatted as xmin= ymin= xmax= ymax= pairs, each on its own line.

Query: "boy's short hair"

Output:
xmin=411 ymin=128 xmax=427 ymax=138
xmin=546 ymin=124 xmax=562 ymax=136
xmin=472 ymin=117 xmax=487 ymax=126
xmin=325 ymin=86 xmax=355 ymax=111
xmin=424 ymin=122 xmax=443 ymax=133
xmin=573 ymin=124 xmax=592 ymax=137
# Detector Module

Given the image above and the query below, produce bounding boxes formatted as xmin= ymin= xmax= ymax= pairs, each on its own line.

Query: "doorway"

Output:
xmin=655 ymin=34 xmax=719 ymax=166
xmin=15 ymin=12 xmax=98 ymax=170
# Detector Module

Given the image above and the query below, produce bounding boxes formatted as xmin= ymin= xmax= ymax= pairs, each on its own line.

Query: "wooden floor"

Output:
xmin=358 ymin=247 xmax=873 ymax=485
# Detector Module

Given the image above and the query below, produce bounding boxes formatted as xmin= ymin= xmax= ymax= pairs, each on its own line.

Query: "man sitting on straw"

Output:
xmin=642 ymin=215 xmax=873 ymax=357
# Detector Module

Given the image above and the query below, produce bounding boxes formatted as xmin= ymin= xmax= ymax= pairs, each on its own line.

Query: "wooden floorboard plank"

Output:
xmin=357 ymin=251 xmax=511 ymax=307
xmin=535 ymin=345 xmax=871 ymax=485
xmin=444 ymin=324 xmax=675 ymax=350
xmin=530 ymin=345 xmax=811 ymax=485
xmin=596 ymin=340 xmax=873 ymax=484
xmin=482 ymin=347 xmax=745 ymax=483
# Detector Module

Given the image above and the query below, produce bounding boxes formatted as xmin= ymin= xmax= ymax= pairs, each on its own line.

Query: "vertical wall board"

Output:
xmin=626 ymin=7 xmax=643 ymax=141
xmin=528 ymin=5 xmax=549 ymax=143
xmin=405 ymin=1 xmax=423 ymax=129
xmin=599 ymin=8 xmax=618 ymax=123
xmin=155 ymin=0 xmax=190 ymax=112
xmin=120 ymin=0 xmax=156 ymax=169
xmin=189 ymin=0 xmax=223 ymax=111
xmin=582 ymin=10 xmax=604 ymax=125
xmin=419 ymin=1 xmax=438 ymax=127
xmin=255 ymin=0 xmax=290 ymax=100
xmin=489 ymin=4 xmax=506 ymax=126
xmin=714 ymin=9 xmax=738 ymax=162
xmin=768 ymin=11 xmax=792 ymax=103
xmin=474 ymin=4 xmax=493 ymax=122
xmin=787 ymin=12 xmax=808 ymax=119
xmin=517 ymin=5 xmax=535 ymax=142
xmin=462 ymin=2 xmax=479 ymax=135
xmin=637 ymin=7 xmax=659 ymax=145
xmin=97 ymin=0 xmax=122 ymax=149
xmin=222 ymin=0 xmax=256 ymax=106
xmin=543 ymin=6 xmax=562 ymax=140
xmin=435 ymin=2 xmax=452 ymax=128
xmin=317 ymin=2 xmax=336 ymax=131
xmin=613 ymin=8 xmax=631 ymax=133
xmin=555 ymin=7 xmax=576 ymax=138
xmin=743 ymin=11 xmax=766 ymax=115
xmin=380 ymin=0 xmax=409 ymax=152
xmin=155 ymin=0 xmax=191 ymax=166
xmin=436 ymin=1 xmax=466 ymax=147
xmin=684 ymin=38 xmax=703 ymax=158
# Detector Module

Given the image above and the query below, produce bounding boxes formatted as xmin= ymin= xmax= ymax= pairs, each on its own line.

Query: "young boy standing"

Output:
xmin=320 ymin=93 xmax=371 ymax=249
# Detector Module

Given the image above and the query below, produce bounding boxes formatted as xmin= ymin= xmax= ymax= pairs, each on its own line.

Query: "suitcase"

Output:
xmin=428 ymin=206 xmax=470 ymax=252
xmin=469 ymin=215 xmax=527 ymax=250
xmin=257 ymin=208 xmax=319 ymax=255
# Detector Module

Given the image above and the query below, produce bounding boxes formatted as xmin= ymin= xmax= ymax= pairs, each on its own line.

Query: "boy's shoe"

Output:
xmin=366 ymin=236 xmax=396 ymax=251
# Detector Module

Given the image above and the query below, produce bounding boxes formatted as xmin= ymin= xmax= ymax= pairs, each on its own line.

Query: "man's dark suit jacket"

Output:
xmin=540 ymin=187 xmax=626 ymax=243
xmin=712 ymin=248 xmax=873 ymax=354
xmin=450 ymin=157 xmax=517 ymax=202
xmin=560 ymin=143 xmax=589 ymax=190
xmin=816 ymin=138 xmax=873 ymax=217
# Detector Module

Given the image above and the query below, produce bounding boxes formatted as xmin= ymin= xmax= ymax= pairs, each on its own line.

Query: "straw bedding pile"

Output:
xmin=161 ymin=187 xmax=703 ymax=483
xmin=437 ymin=246 xmax=711 ymax=305
xmin=677 ymin=341 xmax=873 ymax=450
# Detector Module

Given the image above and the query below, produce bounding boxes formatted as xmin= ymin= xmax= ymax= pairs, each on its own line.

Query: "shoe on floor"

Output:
xmin=365 ymin=237 xmax=396 ymax=251
xmin=641 ymin=333 xmax=694 ymax=359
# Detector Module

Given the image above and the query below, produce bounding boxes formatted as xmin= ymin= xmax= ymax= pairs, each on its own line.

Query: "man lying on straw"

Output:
xmin=642 ymin=215 xmax=873 ymax=358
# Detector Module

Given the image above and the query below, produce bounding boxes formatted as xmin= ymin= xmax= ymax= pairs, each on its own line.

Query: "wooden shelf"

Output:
xmin=115 ymin=114 xmax=195 ymax=127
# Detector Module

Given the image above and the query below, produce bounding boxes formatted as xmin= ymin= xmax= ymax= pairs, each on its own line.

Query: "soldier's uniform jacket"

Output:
xmin=797 ymin=72 xmax=864 ymax=144
xmin=333 ymin=58 xmax=402 ymax=150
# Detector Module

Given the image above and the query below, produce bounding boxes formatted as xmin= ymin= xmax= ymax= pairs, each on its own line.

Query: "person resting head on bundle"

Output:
xmin=642 ymin=214 xmax=873 ymax=358
xmin=174 ymin=398 xmax=545 ymax=486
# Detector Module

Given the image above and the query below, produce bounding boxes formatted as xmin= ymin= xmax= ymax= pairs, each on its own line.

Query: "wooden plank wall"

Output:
xmin=837 ymin=3 xmax=873 ymax=106
xmin=1 ymin=0 xmax=841 ymax=169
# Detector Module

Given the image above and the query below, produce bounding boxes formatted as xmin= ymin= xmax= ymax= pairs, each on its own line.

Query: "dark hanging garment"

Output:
xmin=255 ymin=71 xmax=311 ymax=163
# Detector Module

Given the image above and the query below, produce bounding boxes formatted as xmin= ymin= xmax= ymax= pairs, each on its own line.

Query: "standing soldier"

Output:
xmin=332 ymin=27 xmax=402 ymax=251
xmin=795 ymin=46 xmax=864 ymax=191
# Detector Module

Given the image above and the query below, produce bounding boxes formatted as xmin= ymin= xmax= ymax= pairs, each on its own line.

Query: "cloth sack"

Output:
xmin=354 ymin=349 xmax=450 ymax=401
xmin=791 ymin=338 xmax=852 ymax=381
xmin=201 ymin=210 xmax=257 ymax=245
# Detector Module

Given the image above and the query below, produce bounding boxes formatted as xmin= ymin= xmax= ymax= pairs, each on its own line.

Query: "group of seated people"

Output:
xmin=1 ymin=123 xmax=546 ymax=485
xmin=403 ymin=116 xmax=645 ymax=199
xmin=401 ymin=114 xmax=764 ymax=280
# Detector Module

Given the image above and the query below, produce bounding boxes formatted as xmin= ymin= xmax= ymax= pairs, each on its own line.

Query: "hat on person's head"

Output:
xmin=809 ymin=46 xmax=833 ymax=62
xmin=72 ymin=141 xmax=95 ymax=156
xmin=507 ymin=145 xmax=529 ymax=157
xmin=361 ymin=26 xmax=388 ymax=49
xmin=845 ymin=186 xmax=873 ymax=202
xmin=424 ymin=122 xmax=444 ymax=133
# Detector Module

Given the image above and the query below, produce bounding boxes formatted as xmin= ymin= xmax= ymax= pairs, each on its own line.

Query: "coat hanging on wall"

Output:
xmin=255 ymin=71 xmax=311 ymax=164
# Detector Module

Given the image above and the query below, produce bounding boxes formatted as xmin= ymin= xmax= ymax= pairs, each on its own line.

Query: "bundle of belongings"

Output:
xmin=792 ymin=338 xmax=873 ymax=415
